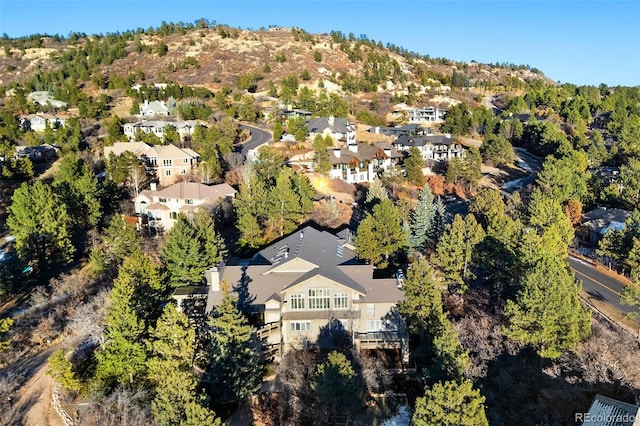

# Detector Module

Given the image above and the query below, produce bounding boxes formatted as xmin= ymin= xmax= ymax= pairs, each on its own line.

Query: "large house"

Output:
xmin=122 ymin=120 xmax=198 ymax=141
xmin=391 ymin=105 xmax=447 ymax=124
xmin=307 ymin=116 xmax=356 ymax=146
xmin=205 ymin=225 xmax=408 ymax=361
xmin=578 ymin=207 xmax=633 ymax=246
xmin=134 ymin=181 xmax=236 ymax=233
xmin=408 ymin=106 xmax=447 ymax=123
xmin=368 ymin=124 xmax=432 ymax=138
xmin=19 ymin=113 xmax=68 ymax=132
xmin=104 ymin=142 xmax=200 ymax=187
xmin=393 ymin=133 xmax=464 ymax=161
xmin=138 ymin=100 xmax=171 ymax=117
xmin=327 ymin=142 xmax=403 ymax=183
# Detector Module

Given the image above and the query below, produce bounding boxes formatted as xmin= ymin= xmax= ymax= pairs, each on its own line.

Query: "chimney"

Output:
xmin=445 ymin=133 xmax=451 ymax=139
xmin=348 ymin=143 xmax=358 ymax=153
xmin=206 ymin=267 xmax=220 ymax=292
xmin=384 ymin=148 xmax=391 ymax=157
xmin=328 ymin=115 xmax=335 ymax=126
xmin=144 ymin=100 xmax=149 ymax=106
xmin=150 ymin=182 xmax=157 ymax=191
xmin=333 ymin=147 xmax=341 ymax=158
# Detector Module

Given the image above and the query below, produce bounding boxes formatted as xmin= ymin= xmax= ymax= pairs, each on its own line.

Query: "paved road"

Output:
xmin=569 ymin=257 xmax=635 ymax=316
xmin=237 ymin=124 xmax=272 ymax=158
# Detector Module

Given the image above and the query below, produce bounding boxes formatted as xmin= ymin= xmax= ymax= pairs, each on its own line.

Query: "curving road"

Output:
xmin=569 ymin=257 xmax=636 ymax=316
xmin=237 ymin=124 xmax=272 ymax=158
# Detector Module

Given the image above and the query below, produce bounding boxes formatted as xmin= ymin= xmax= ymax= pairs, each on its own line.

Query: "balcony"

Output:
xmin=354 ymin=330 xmax=407 ymax=350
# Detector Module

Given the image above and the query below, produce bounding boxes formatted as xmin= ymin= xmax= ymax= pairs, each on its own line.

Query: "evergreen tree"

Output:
xmin=147 ymin=305 xmax=220 ymax=425
xmin=53 ymin=153 xmax=102 ymax=229
xmin=365 ymin=177 xmax=389 ymax=209
xmin=398 ymin=258 xmax=443 ymax=332
xmin=312 ymin=351 xmax=364 ymax=421
xmin=355 ymin=199 xmax=408 ymax=268
xmin=206 ymin=287 xmax=261 ymax=406
xmin=412 ymin=380 xmax=488 ymax=426
xmin=235 ymin=163 xmax=270 ymax=248
xmin=525 ymin=189 xmax=574 ymax=262
xmin=504 ymin=256 xmax=591 ymax=359
xmin=621 ymin=282 xmax=640 ymax=320
xmin=313 ymin=134 xmax=332 ymax=174
xmin=431 ymin=197 xmax=447 ymax=244
xmin=409 ymin=185 xmax=436 ymax=252
xmin=462 ymin=147 xmax=482 ymax=188
xmin=405 ymin=146 xmax=425 ymax=186
xmin=90 ymin=214 xmax=143 ymax=279
xmin=433 ymin=214 xmax=485 ymax=292
xmin=7 ymin=180 xmax=74 ymax=272
xmin=47 ymin=349 xmax=82 ymax=392
xmin=96 ymin=254 xmax=151 ymax=389
xmin=480 ymin=134 xmax=514 ymax=166
xmin=162 ymin=212 xmax=225 ymax=287
xmin=267 ymin=168 xmax=305 ymax=237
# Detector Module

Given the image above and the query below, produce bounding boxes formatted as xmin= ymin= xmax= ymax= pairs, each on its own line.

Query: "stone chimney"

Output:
xmin=333 ymin=147 xmax=341 ymax=158
xmin=348 ymin=143 xmax=358 ymax=153
xmin=206 ymin=266 xmax=220 ymax=292
xmin=328 ymin=115 xmax=335 ymax=126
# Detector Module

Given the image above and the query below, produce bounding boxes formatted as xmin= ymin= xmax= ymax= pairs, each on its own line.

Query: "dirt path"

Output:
xmin=3 ymin=344 xmax=66 ymax=426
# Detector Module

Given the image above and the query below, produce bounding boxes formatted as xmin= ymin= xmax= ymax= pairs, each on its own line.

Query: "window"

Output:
xmin=290 ymin=294 xmax=305 ymax=310
xmin=165 ymin=169 xmax=172 ymax=176
xmin=185 ymin=199 xmax=194 ymax=205
xmin=170 ymin=212 xmax=178 ymax=220
xmin=183 ymin=158 xmax=190 ymax=164
xmin=180 ymin=169 xmax=187 ymax=175
xmin=290 ymin=321 xmax=311 ymax=331
xmin=367 ymin=304 xmax=375 ymax=316
xmin=367 ymin=320 xmax=384 ymax=332
xmin=333 ymin=293 xmax=348 ymax=310
xmin=308 ymin=288 xmax=330 ymax=310
xmin=162 ymin=159 xmax=173 ymax=167
xmin=158 ymin=197 xmax=167 ymax=203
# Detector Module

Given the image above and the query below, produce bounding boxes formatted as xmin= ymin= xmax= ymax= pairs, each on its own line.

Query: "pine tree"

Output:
xmin=47 ymin=349 xmax=82 ymax=392
xmin=206 ymin=287 xmax=261 ymax=406
xmin=397 ymin=258 xmax=443 ymax=333
xmin=90 ymin=214 xmax=143 ymax=279
xmin=504 ymin=256 xmax=591 ymax=359
xmin=431 ymin=197 xmax=447 ymax=244
xmin=162 ymin=213 xmax=224 ymax=287
xmin=96 ymin=254 xmax=150 ymax=388
xmin=268 ymin=168 xmax=305 ymax=237
xmin=412 ymin=380 xmax=488 ymax=426
xmin=235 ymin=163 xmax=269 ymax=248
xmin=433 ymin=214 xmax=485 ymax=292
xmin=409 ymin=186 xmax=436 ymax=252
xmin=147 ymin=305 xmax=219 ymax=426
xmin=355 ymin=199 xmax=408 ymax=268
xmin=405 ymin=146 xmax=425 ymax=186
xmin=621 ymin=282 xmax=640 ymax=320
xmin=312 ymin=351 xmax=364 ymax=421
xmin=526 ymin=189 xmax=574 ymax=261
xmin=7 ymin=180 xmax=74 ymax=272
xmin=53 ymin=153 xmax=101 ymax=229
xmin=365 ymin=177 xmax=389 ymax=208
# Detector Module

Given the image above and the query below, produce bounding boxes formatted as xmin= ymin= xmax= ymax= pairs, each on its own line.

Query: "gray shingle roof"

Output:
xmin=308 ymin=117 xmax=355 ymax=135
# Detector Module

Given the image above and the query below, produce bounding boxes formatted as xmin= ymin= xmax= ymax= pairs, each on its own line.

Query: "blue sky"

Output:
xmin=1 ymin=0 xmax=638 ymax=87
